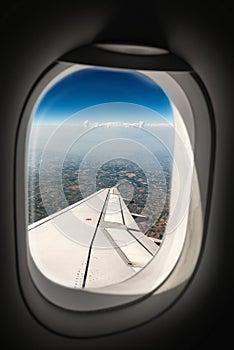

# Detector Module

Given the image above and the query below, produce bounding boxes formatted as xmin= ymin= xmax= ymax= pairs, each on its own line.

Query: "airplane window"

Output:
xmin=28 ymin=66 xmax=176 ymax=289
xmin=23 ymin=62 xmax=199 ymax=314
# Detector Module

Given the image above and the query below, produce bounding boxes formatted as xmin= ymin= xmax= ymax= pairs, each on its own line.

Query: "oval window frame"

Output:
xmin=15 ymin=54 xmax=213 ymax=336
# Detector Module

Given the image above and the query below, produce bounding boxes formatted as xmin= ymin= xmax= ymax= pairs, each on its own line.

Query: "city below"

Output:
xmin=28 ymin=155 xmax=172 ymax=241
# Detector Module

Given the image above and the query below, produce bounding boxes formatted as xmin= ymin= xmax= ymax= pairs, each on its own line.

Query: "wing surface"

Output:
xmin=29 ymin=187 xmax=159 ymax=289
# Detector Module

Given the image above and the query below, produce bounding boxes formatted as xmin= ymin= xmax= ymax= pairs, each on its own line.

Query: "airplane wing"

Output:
xmin=28 ymin=187 xmax=159 ymax=289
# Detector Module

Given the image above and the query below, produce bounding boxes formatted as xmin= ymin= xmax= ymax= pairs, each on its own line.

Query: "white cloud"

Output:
xmin=83 ymin=120 xmax=89 ymax=127
xmin=78 ymin=120 xmax=172 ymax=129
xmin=145 ymin=122 xmax=172 ymax=128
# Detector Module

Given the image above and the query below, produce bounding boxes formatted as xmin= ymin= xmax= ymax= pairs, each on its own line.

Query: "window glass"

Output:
xmin=28 ymin=66 xmax=175 ymax=289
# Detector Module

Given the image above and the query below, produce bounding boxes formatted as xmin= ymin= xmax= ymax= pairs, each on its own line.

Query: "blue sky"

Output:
xmin=34 ymin=67 xmax=173 ymax=124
